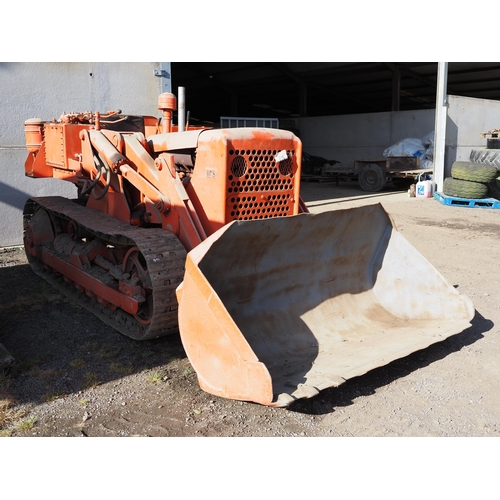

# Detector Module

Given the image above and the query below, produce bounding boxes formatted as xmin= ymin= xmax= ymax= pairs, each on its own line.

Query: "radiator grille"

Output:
xmin=227 ymin=148 xmax=296 ymax=220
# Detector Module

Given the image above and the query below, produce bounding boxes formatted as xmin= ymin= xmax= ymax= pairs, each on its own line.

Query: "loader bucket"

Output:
xmin=177 ymin=204 xmax=474 ymax=407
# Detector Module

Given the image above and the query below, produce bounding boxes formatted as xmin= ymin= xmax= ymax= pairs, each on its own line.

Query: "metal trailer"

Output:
xmin=354 ymin=156 xmax=433 ymax=192
xmin=301 ymin=155 xmax=432 ymax=192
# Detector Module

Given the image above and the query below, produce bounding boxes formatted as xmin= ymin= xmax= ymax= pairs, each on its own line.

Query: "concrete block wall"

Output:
xmin=0 ymin=62 xmax=170 ymax=246
xmin=297 ymin=108 xmax=436 ymax=167
xmin=297 ymin=94 xmax=500 ymax=179
xmin=446 ymin=94 xmax=500 ymax=173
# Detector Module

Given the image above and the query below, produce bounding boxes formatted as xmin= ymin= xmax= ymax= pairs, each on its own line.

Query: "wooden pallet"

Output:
xmin=434 ymin=192 xmax=500 ymax=209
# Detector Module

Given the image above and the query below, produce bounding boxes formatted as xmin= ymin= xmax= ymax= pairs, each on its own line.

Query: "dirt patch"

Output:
xmin=1 ymin=183 xmax=499 ymax=438
xmin=407 ymin=215 xmax=500 ymax=237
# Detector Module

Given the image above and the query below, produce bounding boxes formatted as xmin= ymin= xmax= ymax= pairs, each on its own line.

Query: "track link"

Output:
xmin=23 ymin=197 xmax=187 ymax=340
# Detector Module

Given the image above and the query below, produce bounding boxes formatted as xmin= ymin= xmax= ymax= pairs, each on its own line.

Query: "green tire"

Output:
xmin=443 ymin=177 xmax=488 ymax=199
xmin=451 ymin=161 xmax=498 ymax=183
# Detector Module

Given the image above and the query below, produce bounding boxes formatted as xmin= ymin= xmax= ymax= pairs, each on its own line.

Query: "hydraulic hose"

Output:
xmin=80 ymin=156 xmax=103 ymax=197
xmin=82 ymin=152 xmax=111 ymax=201
xmin=92 ymin=157 xmax=111 ymax=201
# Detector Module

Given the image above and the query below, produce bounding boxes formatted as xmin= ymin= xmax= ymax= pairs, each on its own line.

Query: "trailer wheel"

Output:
xmin=451 ymin=161 xmax=498 ymax=183
xmin=358 ymin=163 xmax=386 ymax=192
xmin=443 ymin=177 xmax=488 ymax=199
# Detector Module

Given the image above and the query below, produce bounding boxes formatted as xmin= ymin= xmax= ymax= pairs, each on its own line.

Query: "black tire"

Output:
xmin=488 ymin=182 xmax=500 ymax=200
xmin=451 ymin=161 xmax=498 ymax=183
xmin=358 ymin=163 xmax=386 ymax=192
xmin=443 ymin=177 xmax=488 ymax=199
xmin=487 ymin=138 xmax=500 ymax=149
xmin=488 ymin=175 xmax=500 ymax=200
xmin=469 ymin=148 xmax=500 ymax=170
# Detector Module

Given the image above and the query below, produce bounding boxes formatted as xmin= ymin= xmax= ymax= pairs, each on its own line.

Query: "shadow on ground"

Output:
xmin=287 ymin=310 xmax=491 ymax=415
xmin=1 ymin=258 xmax=490 ymax=416
xmin=299 ymin=178 xmax=410 ymax=205
xmin=0 ymin=261 xmax=187 ymax=406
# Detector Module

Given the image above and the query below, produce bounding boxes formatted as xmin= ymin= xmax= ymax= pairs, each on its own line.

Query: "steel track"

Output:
xmin=23 ymin=197 xmax=187 ymax=340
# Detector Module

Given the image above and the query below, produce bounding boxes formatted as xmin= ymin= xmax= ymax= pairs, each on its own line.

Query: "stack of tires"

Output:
xmin=443 ymin=161 xmax=498 ymax=199
xmin=469 ymin=148 xmax=500 ymax=200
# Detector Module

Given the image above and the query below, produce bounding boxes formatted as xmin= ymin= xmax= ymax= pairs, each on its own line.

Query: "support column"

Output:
xmin=230 ymin=91 xmax=238 ymax=116
xmin=434 ymin=62 xmax=448 ymax=193
xmin=392 ymin=70 xmax=400 ymax=111
xmin=157 ymin=62 xmax=172 ymax=93
xmin=299 ymin=82 xmax=307 ymax=117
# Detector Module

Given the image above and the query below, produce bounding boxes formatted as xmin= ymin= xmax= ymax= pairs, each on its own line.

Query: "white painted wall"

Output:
xmin=0 ymin=62 xmax=170 ymax=247
xmin=297 ymin=108 xmax=436 ymax=166
xmin=297 ymin=94 xmax=500 ymax=178
xmin=446 ymin=94 xmax=500 ymax=172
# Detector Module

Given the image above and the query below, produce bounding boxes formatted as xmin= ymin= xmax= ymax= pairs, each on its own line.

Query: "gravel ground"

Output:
xmin=0 ymin=180 xmax=497 ymax=492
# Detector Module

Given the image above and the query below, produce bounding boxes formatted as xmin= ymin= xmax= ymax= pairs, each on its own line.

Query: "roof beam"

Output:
xmin=179 ymin=63 xmax=239 ymax=115
xmin=271 ymin=63 xmax=387 ymax=114
xmin=270 ymin=63 xmax=304 ymax=85
xmin=392 ymin=68 xmax=401 ymax=111
xmin=384 ymin=62 xmax=461 ymax=98
xmin=270 ymin=63 xmax=307 ymax=116
xmin=384 ymin=62 xmax=438 ymax=88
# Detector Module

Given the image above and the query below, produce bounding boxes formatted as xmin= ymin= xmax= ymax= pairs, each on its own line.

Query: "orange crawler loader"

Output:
xmin=22 ymin=91 xmax=474 ymax=407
